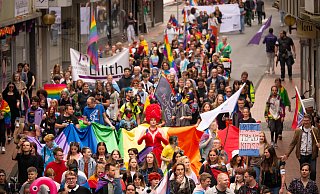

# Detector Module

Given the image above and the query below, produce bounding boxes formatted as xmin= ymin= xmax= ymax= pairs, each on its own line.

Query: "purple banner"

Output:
xmin=248 ymin=15 xmax=272 ymax=45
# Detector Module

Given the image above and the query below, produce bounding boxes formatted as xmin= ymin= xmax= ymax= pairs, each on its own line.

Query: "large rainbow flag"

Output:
xmin=292 ymin=86 xmax=305 ymax=129
xmin=44 ymin=84 xmax=67 ymax=99
xmin=87 ymin=10 xmax=99 ymax=70
xmin=29 ymin=123 xmax=203 ymax=175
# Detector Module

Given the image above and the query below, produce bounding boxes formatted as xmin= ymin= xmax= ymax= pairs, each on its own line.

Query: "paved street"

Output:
xmin=1 ymin=0 xmax=320 ymax=189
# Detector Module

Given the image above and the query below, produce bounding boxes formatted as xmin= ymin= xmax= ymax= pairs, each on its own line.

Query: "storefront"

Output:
xmin=297 ymin=16 xmax=320 ymax=111
xmin=0 ymin=0 xmax=41 ymax=91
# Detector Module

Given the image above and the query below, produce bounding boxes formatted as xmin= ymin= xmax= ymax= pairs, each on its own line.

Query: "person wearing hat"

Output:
xmin=142 ymin=172 xmax=161 ymax=194
xmin=138 ymin=104 xmax=168 ymax=166
xmin=226 ymin=150 xmax=246 ymax=183
xmin=41 ymin=134 xmax=58 ymax=169
xmin=172 ymin=93 xmax=192 ymax=127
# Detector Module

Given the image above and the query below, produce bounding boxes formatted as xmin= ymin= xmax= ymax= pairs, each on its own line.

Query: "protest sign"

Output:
xmin=184 ymin=4 xmax=240 ymax=32
xmin=239 ymin=123 xmax=261 ymax=156
xmin=70 ymin=48 xmax=129 ymax=82
xmin=154 ymin=75 xmax=176 ymax=127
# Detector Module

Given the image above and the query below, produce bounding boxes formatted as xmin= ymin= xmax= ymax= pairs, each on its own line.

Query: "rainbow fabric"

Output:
xmin=87 ymin=11 xmax=99 ymax=70
xmin=292 ymin=87 xmax=305 ymax=129
xmin=195 ymin=31 xmax=202 ymax=40
xmin=0 ymin=99 xmax=11 ymax=127
xmin=44 ymin=84 xmax=67 ymax=99
xmin=29 ymin=123 xmax=203 ymax=176
xmin=164 ymin=34 xmax=174 ymax=68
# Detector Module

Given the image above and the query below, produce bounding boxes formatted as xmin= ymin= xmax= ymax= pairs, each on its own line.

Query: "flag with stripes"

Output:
xmin=87 ymin=10 xmax=99 ymax=70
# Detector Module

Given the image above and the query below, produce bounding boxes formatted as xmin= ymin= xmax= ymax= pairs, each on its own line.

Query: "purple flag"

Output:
xmin=248 ymin=15 xmax=272 ymax=45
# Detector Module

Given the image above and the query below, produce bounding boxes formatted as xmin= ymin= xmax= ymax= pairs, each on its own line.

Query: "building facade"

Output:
xmin=1 ymin=0 xmax=164 ymax=87
xmin=0 ymin=0 xmax=41 ymax=91
xmin=280 ymin=0 xmax=320 ymax=112
xmin=42 ymin=0 xmax=163 ymax=83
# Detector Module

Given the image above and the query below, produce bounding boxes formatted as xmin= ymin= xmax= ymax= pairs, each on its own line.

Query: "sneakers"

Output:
xmin=1 ymin=147 xmax=5 ymax=154
xmin=278 ymin=135 xmax=282 ymax=140
xmin=274 ymin=143 xmax=278 ymax=148
xmin=7 ymin=136 xmax=11 ymax=143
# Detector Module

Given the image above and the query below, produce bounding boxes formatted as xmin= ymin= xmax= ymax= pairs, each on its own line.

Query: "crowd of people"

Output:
xmin=0 ymin=0 xmax=319 ymax=194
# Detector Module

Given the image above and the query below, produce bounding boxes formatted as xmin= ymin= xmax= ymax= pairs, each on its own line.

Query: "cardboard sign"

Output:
xmin=239 ymin=123 xmax=260 ymax=156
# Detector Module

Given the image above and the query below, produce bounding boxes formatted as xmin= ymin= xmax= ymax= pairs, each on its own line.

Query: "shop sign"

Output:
xmin=297 ymin=19 xmax=316 ymax=38
xmin=35 ymin=0 xmax=49 ymax=9
xmin=15 ymin=0 xmax=29 ymax=17
xmin=0 ymin=25 xmax=15 ymax=37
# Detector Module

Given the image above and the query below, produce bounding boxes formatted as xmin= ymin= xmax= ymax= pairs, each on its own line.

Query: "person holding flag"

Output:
xmin=275 ymin=78 xmax=291 ymax=140
xmin=264 ymin=85 xmax=285 ymax=148
xmin=282 ymin=114 xmax=320 ymax=181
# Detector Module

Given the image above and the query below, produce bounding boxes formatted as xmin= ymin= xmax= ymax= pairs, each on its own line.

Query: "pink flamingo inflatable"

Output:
xmin=30 ymin=177 xmax=58 ymax=194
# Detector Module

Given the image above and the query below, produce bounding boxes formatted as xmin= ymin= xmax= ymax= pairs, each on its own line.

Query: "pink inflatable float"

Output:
xmin=30 ymin=177 xmax=57 ymax=194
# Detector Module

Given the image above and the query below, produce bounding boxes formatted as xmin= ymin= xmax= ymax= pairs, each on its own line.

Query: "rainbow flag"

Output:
xmin=195 ymin=31 xmax=202 ymax=40
xmin=0 ymin=99 xmax=11 ymax=127
xmin=292 ymin=86 xmax=305 ymax=129
xmin=29 ymin=123 xmax=203 ymax=176
xmin=44 ymin=84 xmax=67 ymax=99
xmin=164 ymin=34 xmax=174 ymax=68
xmin=87 ymin=10 xmax=99 ymax=70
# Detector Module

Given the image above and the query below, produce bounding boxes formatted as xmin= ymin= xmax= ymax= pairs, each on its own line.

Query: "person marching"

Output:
xmin=138 ymin=103 xmax=168 ymax=166
xmin=264 ymin=86 xmax=285 ymax=148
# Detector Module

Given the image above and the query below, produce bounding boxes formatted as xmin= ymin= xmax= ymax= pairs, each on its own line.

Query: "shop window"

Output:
xmin=0 ymin=37 xmax=12 ymax=90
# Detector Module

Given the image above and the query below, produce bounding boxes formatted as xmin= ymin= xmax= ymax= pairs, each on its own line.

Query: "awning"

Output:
xmin=0 ymin=12 xmax=42 ymax=28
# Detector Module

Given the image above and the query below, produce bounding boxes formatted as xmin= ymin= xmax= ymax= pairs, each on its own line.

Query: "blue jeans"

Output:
xmin=240 ymin=15 xmax=245 ymax=32
xmin=270 ymin=187 xmax=280 ymax=194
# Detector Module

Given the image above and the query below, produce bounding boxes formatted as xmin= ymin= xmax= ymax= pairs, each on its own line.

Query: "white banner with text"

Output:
xmin=70 ymin=48 xmax=129 ymax=83
xmin=184 ymin=4 xmax=240 ymax=33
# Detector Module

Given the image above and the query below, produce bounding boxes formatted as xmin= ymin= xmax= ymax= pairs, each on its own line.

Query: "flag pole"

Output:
xmin=296 ymin=86 xmax=306 ymax=113
xmin=311 ymin=128 xmax=320 ymax=151
xmin=222 ymin=115 xmax=231 ymax=150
